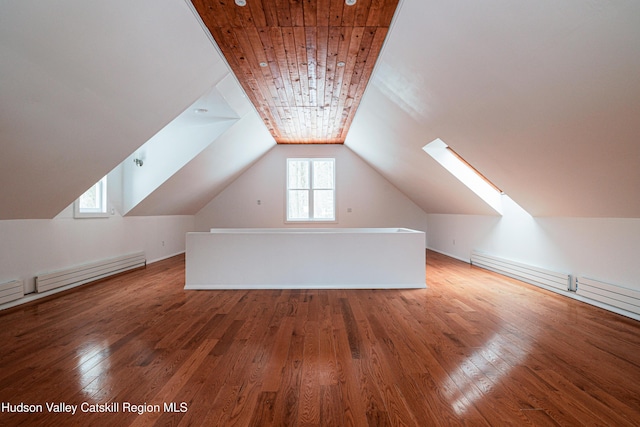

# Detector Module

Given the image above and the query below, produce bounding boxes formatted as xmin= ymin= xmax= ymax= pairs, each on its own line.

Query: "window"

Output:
xmin=287 ymin=158 xmax=335 ymax=221
xmin=422 ymin=138 xmax=503 ymax=214
xmin=74 ymin=176 xmax=108 ymax=218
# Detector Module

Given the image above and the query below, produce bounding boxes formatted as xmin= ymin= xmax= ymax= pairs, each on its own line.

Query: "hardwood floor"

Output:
xmin=1 ymin=251 xmax=639 ymax=426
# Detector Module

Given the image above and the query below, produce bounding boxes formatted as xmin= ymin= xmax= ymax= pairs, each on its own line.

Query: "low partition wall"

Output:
xmin=185 ymin=228 xmax=426 ymax=289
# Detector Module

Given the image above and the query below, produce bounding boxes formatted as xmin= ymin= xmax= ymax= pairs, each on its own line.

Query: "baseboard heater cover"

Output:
xmin=576 ymin=277 xmax=640 ymax=316
xmin=36 ymin=252 xmax=146 ymax=293
xmin=0 ymin=280 xmax=24 ymax=304
xmin=470 ymin=250 xmax=571 ymax=291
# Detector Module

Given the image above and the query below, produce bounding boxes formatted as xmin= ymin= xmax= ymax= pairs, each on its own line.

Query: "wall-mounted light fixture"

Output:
xmin=345 ymin=0 xmax=357 ymax=6
xmin=235 ymin=0 xmax=246 ymax=6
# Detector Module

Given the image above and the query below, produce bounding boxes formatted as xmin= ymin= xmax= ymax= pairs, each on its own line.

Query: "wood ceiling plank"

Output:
xmin=327 ymin=26 xmax=353 ymax=139
xmin=223 ymin=2 xmax=244 ymax=28
xmin=247 ymin=0 xmax=268 ymax=27
xmin=329 ymin=0 xmax=344 ymax=27
xmin=353 ymin=0 xmax=373 ymax=27
xmin=305 ymin=26 xmax=319 ymax=141
xmin=192 ymin=0 xmax=229 ymax=28
xmin=302 ymin=0 xmax=317 ymax=26
xmin=281 ymin=27 xmax=304 ymax=139
xmin=305 ymin=26 xmax=318 ymax=107
xmin=380 ymin=0 xmax=400 ymax=26
xmin=337 ymin=26 xmax=365 ymax=139
xmin=275 ymin=27 xmax=303 ymax=139
xmin=323 ymin=26 xmax=341 ymax=140
xmin=294 ymin=26 xmax=312 ymax=139
xmin=316 ymin=0 xmax=331 ymax=27
xmin=294 ymin=26 xmax=310 ymax=106
xmin=275 ymin=0 xmax=293 ymax=27
xmin=316 ymin=25 xmax=329 ymax=140
xmin=234 ymin=1 xmax=257 ymax=27
xmin=262 ymin=0 xmax=280 ymax=27
xmin=365 ymin=0 xmax=384 ymax=27
xmin=290 ymin=0 xmax=305 ymax=27
xmin=258 ymin=27 xmax=297 ymax=129
xmin=341 ymin=1 xmax=357 ymax=27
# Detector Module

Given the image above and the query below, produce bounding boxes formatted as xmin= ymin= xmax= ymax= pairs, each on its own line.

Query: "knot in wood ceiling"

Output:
xmin=192 ymin=0 xmax=400 ymax=144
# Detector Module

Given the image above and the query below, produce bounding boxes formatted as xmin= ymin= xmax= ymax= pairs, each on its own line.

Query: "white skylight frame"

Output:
xmin=423 ymin=138 xmax=503 ymax=214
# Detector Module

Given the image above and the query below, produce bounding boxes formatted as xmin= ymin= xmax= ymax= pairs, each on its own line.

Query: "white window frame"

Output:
xmin=286 ymin=158 xmax=336 ymax=223
xmin=74 ymin=176 xmax=109 ymax=218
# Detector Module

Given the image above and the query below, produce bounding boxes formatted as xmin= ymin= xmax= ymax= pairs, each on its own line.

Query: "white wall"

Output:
xmin=0 ymin=169 xmax=194 ymax=297
xmin=195 ymin=145 xmax=429 ymax=233
xmin=0 ymin=213 xmax=193 ymax=296
xmin=427 ymin=196 xmax=640 ymax=291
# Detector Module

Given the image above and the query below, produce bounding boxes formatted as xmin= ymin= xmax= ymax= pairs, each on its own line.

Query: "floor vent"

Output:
xmin=0 ymin=280 xmax=24 ymax=305
xmin=36 ymin=252 xmax=145 ymax=293
xmin=576 ymin=277 xmax=640 ymax=316
xmin=471 ymin=250 xmax=571 ymax=291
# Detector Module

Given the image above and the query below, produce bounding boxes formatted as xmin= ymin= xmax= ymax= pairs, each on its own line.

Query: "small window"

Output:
xmin=74 ymin=176 xmax=108 ymax=218
xmin=287 ymin=158 xmax=335 ymax=222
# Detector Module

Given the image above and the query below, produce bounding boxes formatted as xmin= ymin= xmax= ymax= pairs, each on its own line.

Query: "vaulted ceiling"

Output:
xmin=1 ymin=0 xmax=639 ymax=220
xmin=192 ymin=0 xmax=399 ymax=143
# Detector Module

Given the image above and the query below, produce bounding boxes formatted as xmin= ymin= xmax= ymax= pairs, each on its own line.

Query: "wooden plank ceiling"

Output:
xmin=192 ymin=0 xmax=399 ymax=144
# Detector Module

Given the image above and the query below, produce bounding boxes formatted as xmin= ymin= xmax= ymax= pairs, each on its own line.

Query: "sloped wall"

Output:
xmin=195 ymin=145 xmax=428 ymax=234
xmin=0 ymin=0 xmax=223 ymax=219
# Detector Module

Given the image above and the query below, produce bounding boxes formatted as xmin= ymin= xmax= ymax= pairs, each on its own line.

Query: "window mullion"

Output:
xmin=308 ymin=160 xmax=314 ymax=219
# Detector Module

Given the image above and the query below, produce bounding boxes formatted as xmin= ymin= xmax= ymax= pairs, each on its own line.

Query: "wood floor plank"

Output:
xmin=1 ymin=252 xmax=639 ymax=426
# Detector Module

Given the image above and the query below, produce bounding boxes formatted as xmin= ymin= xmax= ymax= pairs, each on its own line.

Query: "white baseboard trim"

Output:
xmin=147 ymin=251 xmax=185 ymax=264
xmin=426 ymin=247 xmax=470 ymax=263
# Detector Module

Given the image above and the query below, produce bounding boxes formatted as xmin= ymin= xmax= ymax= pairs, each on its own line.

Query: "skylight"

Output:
xmin=423 ymin=138 xmax=503 ymax=214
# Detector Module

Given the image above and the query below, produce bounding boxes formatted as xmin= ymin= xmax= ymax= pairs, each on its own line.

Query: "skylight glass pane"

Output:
xmin=288 ymin=190 xmax=309 ymax=219
xmin=312 ymin=160 xmax=334 ymax=189
xmin=423 ymin=138 xmax=503 ymax=214
xmin=313 ymin=190 xmax=335 ymax=219
xmin=288 ymin=160 xmax=309 ymax=189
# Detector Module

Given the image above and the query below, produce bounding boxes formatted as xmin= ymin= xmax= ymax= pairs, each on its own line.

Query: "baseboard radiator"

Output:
xmin=471 ymin=250 xmax=571 ymax=292
xmin=36 ymin=252 xmax=145 ymax=293
xmin=576 ymin=277 xmax=640 ymax=316
xmin=0 ymin=280 xmax=24 ymax=305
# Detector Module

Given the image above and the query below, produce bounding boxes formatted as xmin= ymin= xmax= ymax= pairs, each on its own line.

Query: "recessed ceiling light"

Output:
xmin=259 ymin=62 xmax=268 ymax=67
xmin=345 ymin=0 xmax=356 ymax=5
xmin=337 ymin=61 xmax=346 ymax=67
xmin=195 ymin=108 xmax=208 ymax=114
xmin=235 ymin=0 xmax=247 ymax=6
